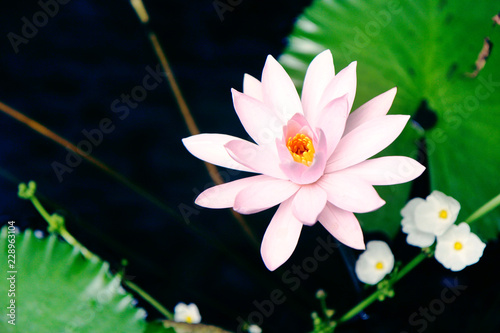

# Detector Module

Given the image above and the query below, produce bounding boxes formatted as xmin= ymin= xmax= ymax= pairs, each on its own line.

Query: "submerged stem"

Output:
xmin=129 ymin=0 xmax=258 ymax=247
xmin=0 ymin=100 xmax=180 ymax=219
xmin=124 ymin=280 xmax=174 ymax=320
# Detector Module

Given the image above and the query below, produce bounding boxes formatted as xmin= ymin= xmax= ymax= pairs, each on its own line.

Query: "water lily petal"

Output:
xmin=261 ymin=55 xmax=303 ymax=122
xmin=283 ymin=113 xmax=312 ymax=140
xmin=278 ymin=129 xmax=328 ymax=185
xmin=182 ymin=134 xmax=255 ymax=172
xmin=243 ymin=73 xmax=263 ymax=101
xmin=234 ymin=178 xmax=299 ymax=214
xmin=183 ymin=49 xmax=425 ymax=271
xmin=195 ymin=175 xmax=270 ymax=208
xmin=315 ymin=95 xmax=349 ymax=157
xmin=225 ymin=139 xmax=288 ymax=179
xmin=317 ymin=172 xmax=385 ymax=213
xmin=231 ymin=89 xmax=283 ymax=146
xmin=292 ymin=184 xmax=328 ymax=225
xmin=261 ymin=197 xmax=303 ymax=271
xmin=338 ymin=156 xmax=425 ymax=185
xmin=344 ymin=87 xmax=397 ymax=135
xmin=318 ymin=203 xmax=365 ymax=250
xmin=318 ymin=61 xmax=357 ymax=112
xmin=326 ymin=115 xmax=410 ymax=172
xmin=301 ymin=50 xmax=335 ymax=122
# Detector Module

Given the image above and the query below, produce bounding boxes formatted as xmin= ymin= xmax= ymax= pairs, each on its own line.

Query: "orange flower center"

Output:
xmin=287 ymin=133 xmax=315 ymax=166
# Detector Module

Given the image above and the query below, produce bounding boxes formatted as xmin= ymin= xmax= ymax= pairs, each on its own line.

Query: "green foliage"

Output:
xmin=0 ymin=227 xmax=147 ymax=333
xmin=280 ymin=0 xmax=500 ymax=239
xmin=145 ymin=321 xmax=177 ymax=333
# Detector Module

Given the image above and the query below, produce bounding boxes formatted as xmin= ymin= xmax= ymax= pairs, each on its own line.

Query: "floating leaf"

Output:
xmin=145 ymin=321 xmax=177 ymax=333
xmin=0 ymin=227 xmax=147 ymax=332
xmin=280 ymin=0 xmax=500 ymax=239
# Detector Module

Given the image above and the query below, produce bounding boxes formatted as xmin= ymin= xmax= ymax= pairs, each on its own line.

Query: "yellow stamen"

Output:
xmin=439 ymin=209 xmax=448 ymax=219
xmin=186 ymin=316 xmax=192 ymax=324
xmin=287 ymin=133 xmax=315 ymax=166
xmin=375 ymin=261 xmax=384 ymax=270
xmin=454 ymin=242 xmax=463 ymax=250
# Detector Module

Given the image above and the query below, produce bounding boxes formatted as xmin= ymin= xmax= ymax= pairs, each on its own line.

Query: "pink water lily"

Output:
xmin=182 ymin=50 xmax=425 ymax=271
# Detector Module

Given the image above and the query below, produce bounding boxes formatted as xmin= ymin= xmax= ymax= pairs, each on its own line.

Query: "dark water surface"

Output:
xmin=0 ymin=1 xmax=498 ymax=332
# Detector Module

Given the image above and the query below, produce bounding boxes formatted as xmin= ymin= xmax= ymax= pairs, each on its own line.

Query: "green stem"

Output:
xmin=338 ymin=289 xmax=381 ymax=323
xmin=29 ymin=195 xmax=54 ymax=227
xmin=29 ymin=195 xmax=96 ymax=261
xmin=318 ymin=294 xmax=328 ymax=320
xmin=124 ymin=280 xmax=174 ymax=320
xmin=338 ymin=251 xmax=428 ymax=323
xmin=337 ymin=192 xmax=500 ymax=326
xmin=465 ymin=193 xmax=500 ymax=224
xmin=18 ymin=181 xmax=175 ymax=321
xmin=390 ymin=252 xmax=428 ymax=283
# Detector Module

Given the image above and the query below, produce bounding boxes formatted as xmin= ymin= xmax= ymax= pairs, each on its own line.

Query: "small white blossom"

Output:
xmin=401 ymin=191 xmax=460 ymax=247
xmin=355 ymin=241 xmax=394 ymax=285
xmin=401 ymin=197 xmax=434 ymax=247
xmin=173 ymin=302 xmax=201 ymax=324
xmin=435 ymin=223 xmax=486 ymax=271
xmin=248 ymin=324 xmax=262 ymax=333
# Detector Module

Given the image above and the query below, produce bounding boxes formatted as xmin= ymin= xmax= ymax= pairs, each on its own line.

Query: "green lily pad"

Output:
xmin=0 ymin=227 xmax=147 ymax=332
xmin=145 ymin=321 xmax=177 ymax=333
xmin=280 ymin=0 xmax=500 ymax=240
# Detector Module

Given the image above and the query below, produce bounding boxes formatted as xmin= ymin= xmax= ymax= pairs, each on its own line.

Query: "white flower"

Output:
xmin=435 ymin=223 xmax=486 ymax=271
xmin=248 ymin=324 xmax=262 ymax=333
xmin=401 ymin=191 xmax=460 ymax=247
xmin=173 ymin=302 xmax=201 ymax=324
xmin=355 ymin=241 xmax=394 ymax=285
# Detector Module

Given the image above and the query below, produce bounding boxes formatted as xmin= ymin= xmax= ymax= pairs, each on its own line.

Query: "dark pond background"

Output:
xmin=0 ymin=1 xmax=499 ymax=332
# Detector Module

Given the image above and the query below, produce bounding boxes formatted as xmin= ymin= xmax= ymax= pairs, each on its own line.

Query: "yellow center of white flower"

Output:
xmin=439 ymin=209 xmax=448 ymax=219
xmin=454 ymin=241 xmax=463 ymax=250
xmin=186 ymin=316 xmax=193 ymax=324
xmin=375 ymin=261 xmax=384 ymax=270
xmin=287 ymin=133 xmax=315 ymax=166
